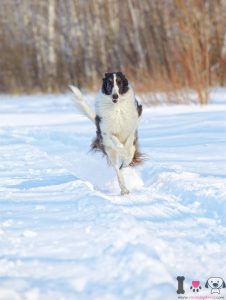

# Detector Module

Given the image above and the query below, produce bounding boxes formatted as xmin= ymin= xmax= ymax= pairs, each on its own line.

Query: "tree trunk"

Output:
xmin=47 ymin=0 xmax=56 ymax=92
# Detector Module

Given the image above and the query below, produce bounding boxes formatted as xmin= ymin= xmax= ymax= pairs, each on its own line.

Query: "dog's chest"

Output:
xmin=97 ymin=99 xmax=138 ymax=142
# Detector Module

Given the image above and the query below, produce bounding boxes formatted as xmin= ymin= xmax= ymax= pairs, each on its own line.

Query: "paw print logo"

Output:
xmin=190 ymin=280 xmax=202 ymax=292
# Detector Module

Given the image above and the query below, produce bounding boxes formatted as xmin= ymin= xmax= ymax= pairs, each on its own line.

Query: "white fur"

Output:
xmin=70 ymin=83 xmax=141 ymax=195
xmin=69 ymin=85 xmax=95 ymax=123
xmin=112 ymin=73 xmax=119 ymax=96
xmin=95 ymin=87 xmax=139 ymax=143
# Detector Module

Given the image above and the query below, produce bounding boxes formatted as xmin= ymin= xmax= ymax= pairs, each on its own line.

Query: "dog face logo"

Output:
xmin=205 ymin=277 xmax=226 ymax=294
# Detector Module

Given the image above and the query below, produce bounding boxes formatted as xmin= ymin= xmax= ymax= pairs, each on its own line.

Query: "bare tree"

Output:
xmin=0 ymin=0 xmax=226 ymax=102
xmin=47 ymin=0 xmax=57 ymax=91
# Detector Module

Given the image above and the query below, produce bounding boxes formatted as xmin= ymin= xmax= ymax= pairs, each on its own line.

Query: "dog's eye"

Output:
xmin=108 ymin=79 xmax=113 ymax=84
xmin=117 ymin=79 xmax=121 ymax=85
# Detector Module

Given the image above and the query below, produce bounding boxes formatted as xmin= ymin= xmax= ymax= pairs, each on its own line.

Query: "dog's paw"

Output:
xmin=121 ymin=155 xmax=133 ymax=168
xmin=121 ymin=187 xmax=130 ymax=195
xmin=121 ymin=145 xmax=135 ymax=168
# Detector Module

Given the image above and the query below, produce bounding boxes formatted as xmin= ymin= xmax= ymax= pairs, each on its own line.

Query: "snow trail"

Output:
xmin=0 ymin=91 xmax=226 ymax=299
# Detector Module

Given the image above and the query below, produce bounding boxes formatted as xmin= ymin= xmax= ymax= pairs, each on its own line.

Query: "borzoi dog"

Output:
xmin=69 ymin=72 xmax=143 ymax=195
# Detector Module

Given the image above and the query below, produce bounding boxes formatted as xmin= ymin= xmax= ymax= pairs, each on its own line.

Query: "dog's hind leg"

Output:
xmin=106 ymin=147 xmax=129 ymax=195
xmin=121 ymin=128 xmax=138 ymax=168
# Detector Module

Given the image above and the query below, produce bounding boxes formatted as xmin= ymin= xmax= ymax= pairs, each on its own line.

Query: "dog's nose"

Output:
xmin=213 ymin=283 xmax=218 ymax=287
xmin=112 ymin=94 xmax=118 ymax=103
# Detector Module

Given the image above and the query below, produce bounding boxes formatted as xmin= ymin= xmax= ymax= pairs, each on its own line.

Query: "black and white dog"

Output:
xmin=205 ymin=277 xmax=226 ymax=294
xmin=70 ymin=72 xmax=143 ymax=194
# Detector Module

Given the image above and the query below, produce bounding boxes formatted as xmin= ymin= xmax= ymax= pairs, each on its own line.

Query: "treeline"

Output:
xmin=0 ymin=0 xmax=226 ymax=102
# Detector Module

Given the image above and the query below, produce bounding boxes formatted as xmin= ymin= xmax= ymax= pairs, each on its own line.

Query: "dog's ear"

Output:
xmin=222 ymin=280 xmax=226 ymax=288
xmin=117 ymin=71 xmax=123 ymax=76
xmin=104 ymin=72 xmax=111 ymax=77
xmin=205 ymin=281 xmax=209 ymax=288
xmin=103 ymin=73 xmax=111 ymax=81
xmin=117 ymin=71 xmax=127 ymax=79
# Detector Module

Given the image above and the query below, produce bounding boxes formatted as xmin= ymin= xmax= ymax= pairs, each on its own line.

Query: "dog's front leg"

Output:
xmin=125 ymin=119 xmax=140 ymax=150
xmin=121 ymin=128 xmax=138 ymax=167
xmin=102 ymin=131 xmax=135 ymax=169
xmin=102 ymin=133 xmax=126 ymax=156
xmin=105 ymin=147 xmax=129 ymax=195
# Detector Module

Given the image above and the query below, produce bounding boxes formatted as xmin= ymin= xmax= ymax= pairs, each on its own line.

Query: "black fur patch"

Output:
xmin=102 ymin=72 xmax=129 ymax=96
xmin=91 ymin=115 xmax=106 ymax=156
xmin=115 ymin=72 xmax=129 ymax=94
xmin=102 ymin=73 xmax=114 ymax=95
xmin=95 ymin=115 xmax=102 ymax=135
xmin=135 ymin=99 xmax=143 ymax=117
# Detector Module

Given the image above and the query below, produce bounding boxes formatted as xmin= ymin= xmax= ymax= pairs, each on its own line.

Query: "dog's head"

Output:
xmin=102 ymin=72 xmax=129 ymax=103
xmin=205 ymin=277 xmax=226 ymax=289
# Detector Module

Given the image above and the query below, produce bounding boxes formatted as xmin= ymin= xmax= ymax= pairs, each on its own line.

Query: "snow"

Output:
xmin=0 ymin=90 xmax=226 ymax=300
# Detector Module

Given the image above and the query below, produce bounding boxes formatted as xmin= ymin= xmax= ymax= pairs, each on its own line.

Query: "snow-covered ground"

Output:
xmin=0 ymin=89 xmax=226 ymax=300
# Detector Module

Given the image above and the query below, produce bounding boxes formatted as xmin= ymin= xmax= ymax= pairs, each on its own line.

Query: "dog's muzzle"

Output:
xmin=112 ymin=94 xmax=119 ymax=103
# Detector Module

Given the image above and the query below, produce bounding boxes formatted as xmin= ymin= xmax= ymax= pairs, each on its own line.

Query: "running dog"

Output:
xmin=69 ymin=72 xmax=143 ymax=194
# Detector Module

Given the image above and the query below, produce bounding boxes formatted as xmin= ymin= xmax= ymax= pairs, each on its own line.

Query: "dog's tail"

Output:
xmin=69 ymin=85 xmax=96 ymax=123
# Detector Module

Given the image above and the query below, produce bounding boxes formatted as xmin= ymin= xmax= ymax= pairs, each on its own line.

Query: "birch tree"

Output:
xmin=0 ymin=0 xmax=225 ymax=95
xmin=47 ymin=0 xmax=56 ymax=91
